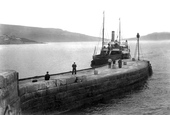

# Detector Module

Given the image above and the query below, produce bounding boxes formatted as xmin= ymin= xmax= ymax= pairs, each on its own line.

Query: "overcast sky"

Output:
xmin=0 ymin=0 xmax=169 ymax=38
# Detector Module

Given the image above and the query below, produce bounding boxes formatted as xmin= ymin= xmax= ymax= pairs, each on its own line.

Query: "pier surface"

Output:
xmin=19 ymin=60 xmax=147 ymax=87
xmin=18 ymin=59 xmax=150 ymax=114
xmin=0 ymin=59 xmax=151 ymax=115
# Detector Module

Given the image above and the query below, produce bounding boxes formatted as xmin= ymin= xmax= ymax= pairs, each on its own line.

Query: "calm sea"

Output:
xmin=1 ymin=40 xmax=170 ymax=115
xmin=0 ymin=42 xmax=97 ymax=78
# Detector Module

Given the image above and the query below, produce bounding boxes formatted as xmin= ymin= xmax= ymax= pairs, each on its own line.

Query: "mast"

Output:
xmin=119 ymin=18 xmax=121 ymax=43
xmin=102 ymin=11 xmax=105 ymax=48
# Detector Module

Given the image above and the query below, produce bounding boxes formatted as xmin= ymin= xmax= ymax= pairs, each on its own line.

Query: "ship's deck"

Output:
xmin=19 ymin=59 xmax=148 ymax=87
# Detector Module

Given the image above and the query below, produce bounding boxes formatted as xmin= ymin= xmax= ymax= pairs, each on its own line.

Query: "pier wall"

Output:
xmin=0 ymin=70 xmax=21 ymax=115
xmin=19 ymin=61 xmax=150 ymax=114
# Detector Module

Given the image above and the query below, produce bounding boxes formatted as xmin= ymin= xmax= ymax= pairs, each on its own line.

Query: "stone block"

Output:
xmin=37 ymin=82 xmax=46 ymax=90
xmin=0 ymin=70 xmax=20 ymax=115
xmin=33 ymin=90 xmax=46 ymax=98
xmin=45 ymin=80 xmax=57 ymax=88
xmin=67 ymin=83 xmax=79 ymax=90
xmin=0 ymin=70 xmax=18 ymax=88
xmin=77 ymin=87 xmax=87 ymax=94
xmin=123 ymin=61 xmax=127 ymax=65
xmin=14 ymin=72 xmax=19 ymax=81
xmin=0 ymin=93 xmax=7 ymax=108
xmin=96 ymin=77 xmax=107 ymax=84
xmin=54 ymin=79 xmax=61 ymax=87
xmin=67 ymin=96 xmax=77 ymax=103
xmin=80 ymin=81 xmax=92 ymax=88
xmin=112 ymin=64 xmax=116 ymax=69
xmin=6 ymin=72 xmax=14 ymax=85
xmin=7 ymin=82 xmax=18 ymax=103
xmin=132 ymin=58 xmax=135 ymax=61
xmin=94 ymin=70 xmax=98 ymax=75
xmin=26 ymin=83 xmax=40 ymax=93
xmin=0 ymin=88 xmax=6 ymax=99
xmin=46 ymin=87 xmax=59 ymax=95
xmin=10 ymin=98 xmax=21 ymax=115
xmin=22 ymin=100 xmax=33 ymax=111
xmin=55 ymin=92 xmax=67 ymax=99
xmin=0 ymin=75 xmax=6 ymax=88
xmin=81 ymin=75 xmax=87 ymax=82
xmin=22 ymin=93 xmax=35 ymax=103
xmin=1 ymin=70 xmax=17 ymax=86
xmin=0 ymin=108 xmax=3 ymax=115
xmin=76 ymin=75 xmax=87 ymax=83
xmin=59 ymin=79 xmax=66 ymax=85
xmin=19 ymin=86 xmax=27 ymax=96
xmin=66 ymin=77 xmax=76 ymax=85
xmin=77 ymin=79 xmax=82 ymax=83
xmin=20 ymin=95 xmax=26 ymax=103
xmin=58 ymin=85 xmax=67 ymax=92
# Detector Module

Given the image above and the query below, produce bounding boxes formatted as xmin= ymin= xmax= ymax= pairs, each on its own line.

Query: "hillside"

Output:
xmin=0 ymin=24 xmax=100 ymax=43
xmin=128 ymin=32 xmax=170 ymax=41
xmin=0 ymin=34 xmax=39 ymax=44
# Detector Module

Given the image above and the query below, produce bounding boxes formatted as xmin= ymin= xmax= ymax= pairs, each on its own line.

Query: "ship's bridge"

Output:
xmin=109 ymin=49 xmax=122 ymax=55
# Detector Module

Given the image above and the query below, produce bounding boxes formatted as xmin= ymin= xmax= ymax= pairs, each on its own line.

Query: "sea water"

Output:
xmin=1 ymin=40 xmax=170 ymax=114
xmin=0 ymin=42 xmax=98 ymax=78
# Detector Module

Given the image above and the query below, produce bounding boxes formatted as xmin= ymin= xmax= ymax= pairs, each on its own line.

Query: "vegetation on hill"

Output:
xmin=0 ymin=24 xmax=101 ymax=44
xmin=128 ymin=32 xmax=170 ymax=41
xmin=1 ymin=24 xmax=169 ymax=44
xmin=0 ymin=34 xmax=39 ymax=44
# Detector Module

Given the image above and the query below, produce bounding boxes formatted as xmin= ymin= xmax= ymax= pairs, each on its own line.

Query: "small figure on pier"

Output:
xmin=113 ymin=60 xmax=116 ymax=64
xmin=112 ymin=60 xmax=116 ymax=69
xmin=118 ymin=59 xmax=122 ymax=68
xmin=72 ymin=62 xmax=77 ymax=75
xmin=45 ymin=71 xmax=50 ymax=80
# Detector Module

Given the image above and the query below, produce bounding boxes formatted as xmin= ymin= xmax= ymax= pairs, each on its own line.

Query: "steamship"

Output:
xmin=91 ymin=15 xmax=130 ymax=67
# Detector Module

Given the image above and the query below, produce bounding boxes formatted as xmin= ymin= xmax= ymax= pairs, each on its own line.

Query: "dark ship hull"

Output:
xmin=91 ymin=40 xmax=131 ymax=67
xmin=122 ymin=52 xmax=131 ymax=59
xmin=91 ymin=53 xmax=122 ymax=67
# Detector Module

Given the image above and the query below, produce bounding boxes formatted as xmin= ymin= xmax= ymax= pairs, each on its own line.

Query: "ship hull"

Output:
xmin=122 ymin=53 xmax=131 ymax=59
xmin=91 ymin=54 xmax=122 ymax=67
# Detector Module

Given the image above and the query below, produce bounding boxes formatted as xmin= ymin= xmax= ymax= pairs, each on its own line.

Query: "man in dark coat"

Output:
xmin=45 ymin=71 xmax=50 ymax=80
xmin=72 ymin=62 xmax=77 ymax=75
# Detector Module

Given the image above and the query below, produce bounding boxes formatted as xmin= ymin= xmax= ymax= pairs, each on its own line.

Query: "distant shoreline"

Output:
xmin=0 ymin=41 xmax=99 ymax=45
xmin=0 ymin=42 xmax=44 ymax=45
xmin=2 ymin=39 xmax=170 ymax=45
xmin=127 ymin=39 xmax=170 ymax=41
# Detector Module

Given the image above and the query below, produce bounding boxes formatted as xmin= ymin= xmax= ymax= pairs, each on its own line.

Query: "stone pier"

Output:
xmin=0 ymin=70 xmax=21 ymax=115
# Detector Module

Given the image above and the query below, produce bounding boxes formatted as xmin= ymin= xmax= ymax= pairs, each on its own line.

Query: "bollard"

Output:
xmin=94 ymin=69 xmax=98 ymax=75
xmin=132 ymin=58 xmax=135 ymax=61
xmin=112 ymin=64 xmax=116 ymax=69
xmin=108 ymin=59 xmax=112 ymax=68
xmin=123 ymin=61 xmax=127 ymax=65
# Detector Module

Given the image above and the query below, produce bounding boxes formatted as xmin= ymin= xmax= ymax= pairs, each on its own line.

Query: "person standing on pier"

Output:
xmin=108 ymin=58 xmax=112 ymax=68
xmin=45 ymin=71 xmax=50 ymax=80
xmin=72 ymin=62 xmax=77 ymax=75
xmin=118 ymin=59 xmax=122 ymax=68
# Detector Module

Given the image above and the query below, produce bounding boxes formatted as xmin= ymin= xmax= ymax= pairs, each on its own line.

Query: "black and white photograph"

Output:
xmin=0 ymin=0 xmax=169 ymax=114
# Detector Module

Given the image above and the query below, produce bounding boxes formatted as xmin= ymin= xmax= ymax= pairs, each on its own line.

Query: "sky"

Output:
xmin=0 ymin=0 xmax=170 ymax=38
